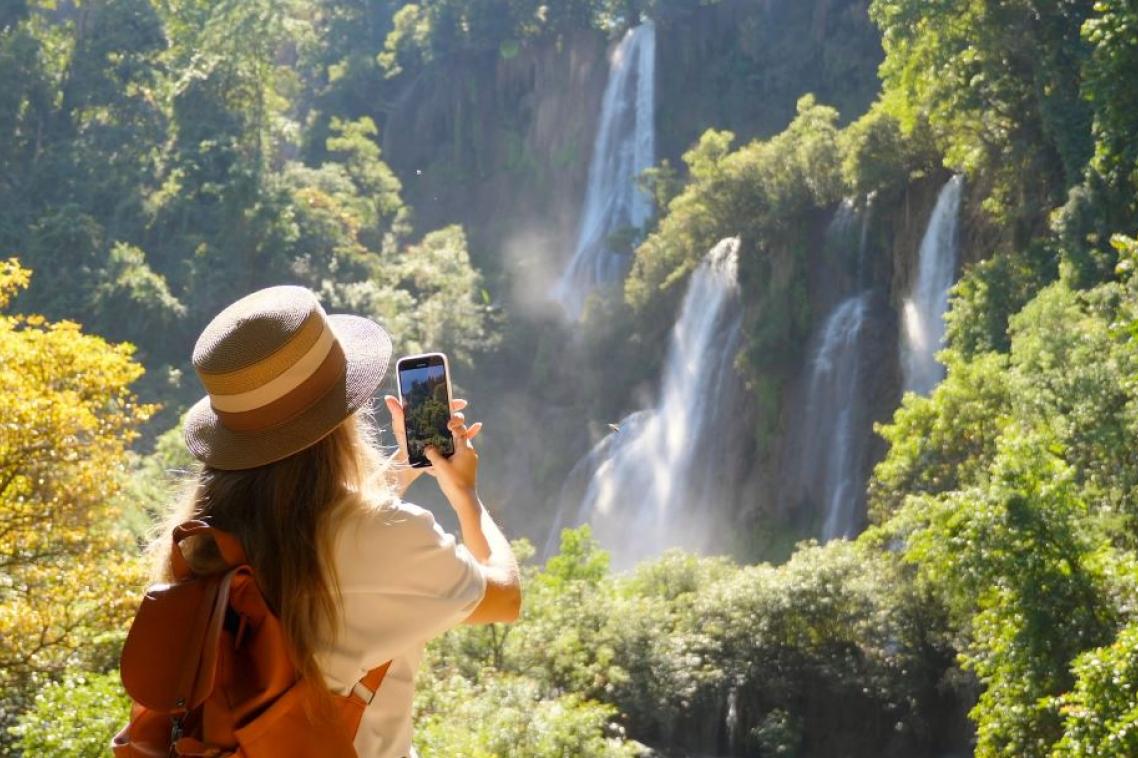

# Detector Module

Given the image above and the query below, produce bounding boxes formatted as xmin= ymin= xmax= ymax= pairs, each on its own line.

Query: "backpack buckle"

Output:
xmin=350 ymin=681 xmax=377 ymax=705
xmin=170 ymin=714 xmax=184 ymax=746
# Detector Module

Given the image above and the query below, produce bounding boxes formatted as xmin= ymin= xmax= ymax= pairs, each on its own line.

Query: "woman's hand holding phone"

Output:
xmin=427 ymin=408 xmax=482 ymax=501
xmin=388 ymin=388 xmax=517 ymax=622
xmin=383 ymin=395 xmax=482 ymax=500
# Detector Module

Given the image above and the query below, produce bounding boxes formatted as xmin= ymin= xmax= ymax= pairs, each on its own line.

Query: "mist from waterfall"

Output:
xmin=552 ymin=21 xmax=655 ymax=320
xmin=548 ymin=238 xmax=743 ymax=566
xmin=902 ymin=175 xmax=964 ymax=395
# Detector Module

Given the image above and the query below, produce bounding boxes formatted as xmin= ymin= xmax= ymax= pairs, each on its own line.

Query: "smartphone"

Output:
xmin=395 ymin=352 xmax=454 ymax=468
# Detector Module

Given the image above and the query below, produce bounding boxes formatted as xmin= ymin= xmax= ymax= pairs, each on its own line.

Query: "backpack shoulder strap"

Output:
xmin=340 ymin=661 xmax=392 ymax=738
xmin=171 ymin=520 xmax=248 ymax=580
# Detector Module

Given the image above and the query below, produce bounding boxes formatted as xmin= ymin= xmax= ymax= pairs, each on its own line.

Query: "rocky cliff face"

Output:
xmin=382 ymin=29 xmax=610 ymax=285
xmin=656 ymin=0 xmax=882 ymax=161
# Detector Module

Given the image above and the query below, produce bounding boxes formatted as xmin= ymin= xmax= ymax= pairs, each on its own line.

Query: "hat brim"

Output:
xmin=184 ymin=314 xmax=392 ymax=471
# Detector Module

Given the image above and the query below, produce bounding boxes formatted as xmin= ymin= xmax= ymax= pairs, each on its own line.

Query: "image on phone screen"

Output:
xmin=398 ymin=356 xmax=453 ymax=467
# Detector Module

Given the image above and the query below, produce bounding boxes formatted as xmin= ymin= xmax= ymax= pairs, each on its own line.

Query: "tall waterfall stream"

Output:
xmin=553 ymin=21 xmax=656 ymax=319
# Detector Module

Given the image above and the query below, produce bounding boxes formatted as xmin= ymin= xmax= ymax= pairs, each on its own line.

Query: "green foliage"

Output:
xmin=1007 ymin=283 xmax=1138 ymax=512
xmin=1082 ymin=0 xmax=1138 ymax=218
xmin=637 ymin=159 xmax=681 ymax=211
xmin=91 ymin=242 xmax=186 ymax=347
xmin=326 ymin=117 xmax=407 ymax=241
xmin=871 ymin=0 xmax=1093 ymax=225
xmin=0 ymin=0 xmax=501 ymax=399
xmin=944 ymin=243 xmax=1057 ymax=357
xmin=869 ymin=351 xmax=1012 ymax=524
xmin=415 ymin=673 xmax=640 ymax=758
xmin=9 ymin=671 xmax=131 ymax=757
xmin=895 ymin=434 xmax=1114 ymax=756
xmin=871 ymin=259 xmax=1138 ymax=754
xmin=1054 ymin=623 xmax=1138 ymax=756
xmin=878 ymin=277 xmax=1138 ymax=527
xmin=421 ymin=527 xmax=959 ymax=756
xmin=541 ymin=521 xmax=611 ymax=586
xmin=386 ymin=225 xmax=498 ymax=365
xmin=378 ymin=4 xmax=430 ymax=79
xmin=1051 ymin=179 xmax=1125 ymax=290
xmin=840 ymin=100 xmax=936 ymax=196
xmin=629 ymin=98 xmax=843 ymax=311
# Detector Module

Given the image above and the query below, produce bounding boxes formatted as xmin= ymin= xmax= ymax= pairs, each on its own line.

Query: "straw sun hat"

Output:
xmin=184 ymin=286 xmax=392 ymax=470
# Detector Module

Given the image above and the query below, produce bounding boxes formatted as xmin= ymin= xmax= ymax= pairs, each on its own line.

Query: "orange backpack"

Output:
xmin=112 ymin=520 xmax=389 ymax=757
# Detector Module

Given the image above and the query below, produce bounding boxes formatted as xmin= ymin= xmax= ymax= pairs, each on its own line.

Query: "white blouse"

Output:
xmin=316 ymin=497 xmax=487 ymax=757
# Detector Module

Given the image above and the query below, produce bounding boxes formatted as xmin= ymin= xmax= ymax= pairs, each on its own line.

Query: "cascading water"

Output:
xmin=902 ymin=175 xmax=964 ymax=395
xmin=552 ymin=21 xmax=655 ymax=320
xmin=551 ymin=238 xmax=743 ymax=566
xmin=802 ymin=293 xmax=872 ymax=540
xmin=857 ymin=191 xmax=875 ymax=288
xmin=785 ymin=204 xmax=879 ymax=541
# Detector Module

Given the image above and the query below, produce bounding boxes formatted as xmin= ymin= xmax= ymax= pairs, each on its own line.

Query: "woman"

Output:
xmin=152 ymin=285 xmax=521 ymax=757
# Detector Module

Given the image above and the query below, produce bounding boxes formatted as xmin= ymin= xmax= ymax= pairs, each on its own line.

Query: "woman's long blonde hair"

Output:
xmin=149 ymin=408 xmax=394 ymax=693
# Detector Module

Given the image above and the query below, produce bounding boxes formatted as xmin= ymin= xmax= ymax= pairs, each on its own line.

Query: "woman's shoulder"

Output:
xmin=330 ymin=493 xmax=471 ymax=596
xmin=333 ymin=492 xmax=442 ymax=550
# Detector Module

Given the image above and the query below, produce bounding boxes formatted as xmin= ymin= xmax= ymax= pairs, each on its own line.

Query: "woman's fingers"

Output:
xmin=447 ymin=416 xmax=483 ymax=443
xmin=384 ymin=394 xmax=403 ymax=418
xmin=450 ymin=398 xmax=468 ymax=411
xmin=448 ymin=413 xmax=469 ymax=438
xmin=424 ymin=445 xmax=454 ymax=471
xmin=383 ymin=395 xmax=407 ymax=449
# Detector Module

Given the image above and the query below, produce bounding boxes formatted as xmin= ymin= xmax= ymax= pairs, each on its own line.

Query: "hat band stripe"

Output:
xmin=213 ymin=341 xmax=347 ymax=433
xmin=209 ymin=324 xmax=335 ymax=413
xmin=199 ymin=310 xmax=324 ymax=395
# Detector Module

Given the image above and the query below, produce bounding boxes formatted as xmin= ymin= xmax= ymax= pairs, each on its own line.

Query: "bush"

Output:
xmin=1055 ymin=623 xmax=1138 ymax=757
xmin=419 ymin=528 xmax=956 ymax=756
xmin=415 ymin=672 xmax=642 ymax=758
xmin=10 ymin=671 xmax=131 ymax=757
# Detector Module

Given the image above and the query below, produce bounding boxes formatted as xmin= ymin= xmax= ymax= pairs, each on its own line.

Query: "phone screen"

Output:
xmin=397 ymin=354 xmax=453 ymax=467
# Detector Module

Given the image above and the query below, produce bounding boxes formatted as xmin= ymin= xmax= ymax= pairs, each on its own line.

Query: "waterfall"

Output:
xmin=902 ymin=175 xmax=964 ymax=395
xmin=802 ymin=293 xmax=873 ymax=540
xmin=552 ymin=238 xmax=743 ymax=566
xmin=552 ymin=21 xmax=656 ymax=320
xmin=857 ymin=191 xmax=875 ymax=288
xmin=830 ymin=197 xmax=858 ymax=246
xmin=784 ymin=202 xmax=880 ymax=541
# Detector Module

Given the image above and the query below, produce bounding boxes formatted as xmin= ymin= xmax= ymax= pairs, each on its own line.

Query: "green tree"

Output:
xmin=387 ymin=225 xmax=497 ymax=364
xmin=147 ymin=0 xmax=290 ymax=317
xmin=869 ymin=350 xmax=1012 ymax=524
xmin=325 ymin=116 xmax=407 ymax=247
xmin=871 ymin=0 xmax=1093 ymax=227
xmin=896 ymin=434 xmax=1114 ymax=756
xmin=1081 ymin=0 xmax=1138 ymax=221
xmin=1054 ymin=622 xmax=1138 ymax=757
